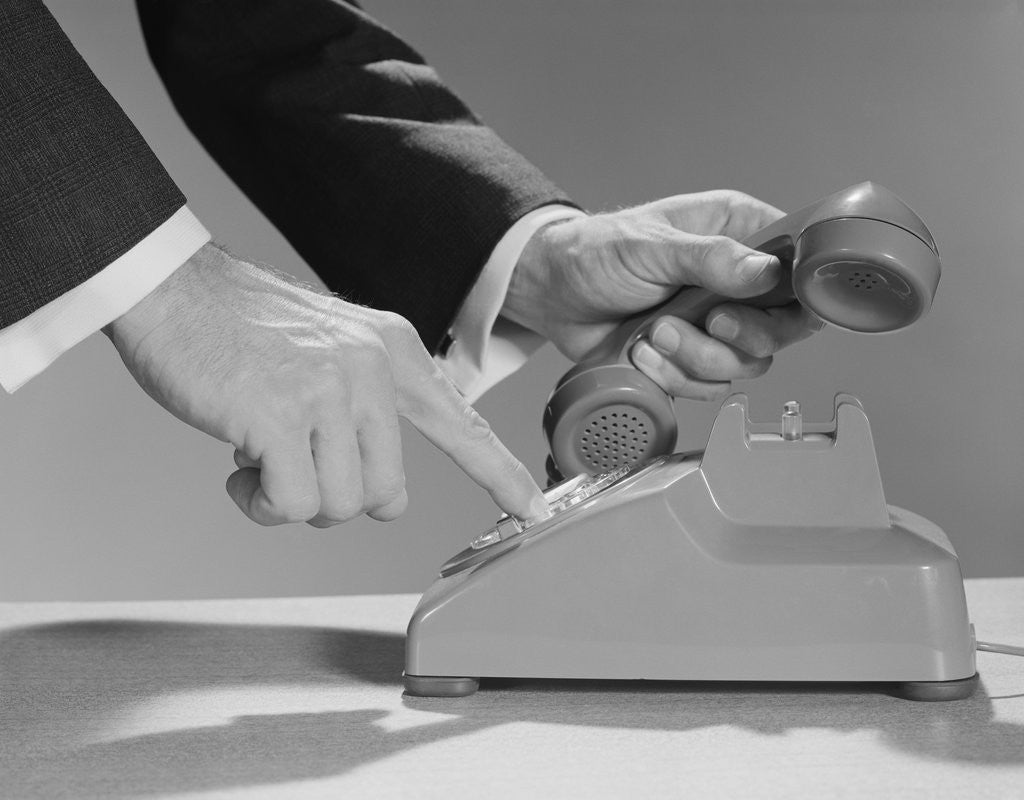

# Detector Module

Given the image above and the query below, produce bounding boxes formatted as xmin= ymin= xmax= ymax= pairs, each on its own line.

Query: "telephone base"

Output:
xmin=402 ymin=673 xmax=980 ymax=701
xmin=405 ymin=395 xmax=977 ymax=703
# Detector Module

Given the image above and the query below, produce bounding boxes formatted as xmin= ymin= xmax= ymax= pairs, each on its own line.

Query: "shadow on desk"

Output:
xmin=0 ymin=618 xmax=1021 ymax=798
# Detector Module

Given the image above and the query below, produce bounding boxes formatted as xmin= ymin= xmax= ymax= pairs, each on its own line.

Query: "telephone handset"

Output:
xmin=543 ymin=182 xmax=942 ymax=480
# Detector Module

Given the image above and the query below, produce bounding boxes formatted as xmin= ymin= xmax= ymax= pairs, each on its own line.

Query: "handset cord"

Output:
xmin=977 ymin=640 xmax=1024 ymax=657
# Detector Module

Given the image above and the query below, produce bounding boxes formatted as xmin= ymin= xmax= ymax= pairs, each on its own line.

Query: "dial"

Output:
xmin=443 ymin=459 xmax=657 ymax=578
xmin=469 ymin=463 xmax=636 ymax=551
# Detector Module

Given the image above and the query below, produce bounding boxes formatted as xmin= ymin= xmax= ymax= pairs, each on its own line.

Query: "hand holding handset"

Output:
xmin=543 ymin=182 xmax=942 ymax=480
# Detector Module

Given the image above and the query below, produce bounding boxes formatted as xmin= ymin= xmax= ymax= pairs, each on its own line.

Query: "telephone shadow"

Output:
xmin=0 ymin=618 xmax=1021 ymax=798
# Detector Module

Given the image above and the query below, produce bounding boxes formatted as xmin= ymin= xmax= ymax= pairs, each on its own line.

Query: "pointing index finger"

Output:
xmin=393 ymin=348 xmax=549 ymax=522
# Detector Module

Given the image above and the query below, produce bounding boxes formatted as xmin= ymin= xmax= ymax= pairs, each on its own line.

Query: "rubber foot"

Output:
xmin=404 ymin=673 xmax=480 ymax=697
xmin=892 ymin=672 xmax=979 ymax=701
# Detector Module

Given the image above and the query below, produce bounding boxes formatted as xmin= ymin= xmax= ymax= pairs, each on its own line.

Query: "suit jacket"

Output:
xmin=0 ymin=0 xmax=575 ymax=356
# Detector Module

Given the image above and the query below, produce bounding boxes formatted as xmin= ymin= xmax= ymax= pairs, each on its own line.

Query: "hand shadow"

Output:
xmin=1 ymin=617 xmax=1022 ymax=799
xmin=0 ymin=619 xmax=426 ymax=798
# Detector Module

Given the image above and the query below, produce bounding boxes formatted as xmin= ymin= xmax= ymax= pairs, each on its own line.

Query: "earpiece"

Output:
xmin=543 ymin=182 xmax=942 ymax=480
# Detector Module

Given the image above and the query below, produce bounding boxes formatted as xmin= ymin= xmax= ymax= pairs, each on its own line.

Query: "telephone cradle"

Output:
xmin=404 ymin=393 xmax=979 ymax=701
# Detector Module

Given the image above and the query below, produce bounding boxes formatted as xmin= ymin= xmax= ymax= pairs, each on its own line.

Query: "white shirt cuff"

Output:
xmin=436 ymin=204 xmax=587 ymax=403
xmin=0 ymin=205 xmax=211 ymax=392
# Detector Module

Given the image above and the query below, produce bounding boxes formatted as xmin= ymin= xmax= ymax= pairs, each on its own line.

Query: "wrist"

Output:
xmin=501 ymin=217 xmax=580 ymax=342
xmin=102 ymin=241 xmax=224 ymax=343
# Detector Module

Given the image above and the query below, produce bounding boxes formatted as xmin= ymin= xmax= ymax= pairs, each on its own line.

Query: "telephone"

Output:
xmin=403 ymin=183 xmax=976 ymax=701
xmin=543 ymin=181 xmax=942 ymax=481
xmin=405 ymin=393 xmax=977 ymax=700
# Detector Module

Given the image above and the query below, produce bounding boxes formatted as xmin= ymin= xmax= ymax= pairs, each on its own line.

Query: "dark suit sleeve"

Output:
xmin=136 ymin=0 xmax=577 ymax=353
xmin=0 ymin=0 xmax=186 ymax=330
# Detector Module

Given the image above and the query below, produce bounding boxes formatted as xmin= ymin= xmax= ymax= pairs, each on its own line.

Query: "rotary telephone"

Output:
xmin=404 ymin=183 xmax=977 ymax=702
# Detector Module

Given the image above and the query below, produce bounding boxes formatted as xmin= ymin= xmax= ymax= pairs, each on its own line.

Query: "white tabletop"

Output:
xmin=1 ymin=578 xmax=1023 ymax=799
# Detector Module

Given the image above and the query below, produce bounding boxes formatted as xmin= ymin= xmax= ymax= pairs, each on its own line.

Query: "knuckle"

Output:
xmin=698 ymin=236 xmax=733 ymax=270
xmin=662 ymin=375 xmax=693 ymax=398
xmin=307 ymin=516 xmax=342 ymax=530
xmin=262 ymin=362 xmax=350 ymax=423
xmin=706 ymin=384 xmax=733 ymax=402
xmin=368 ymin=490 xmax=409 ymax=522
xmin=703 ymin=188 xmax=741 ymax=211
xmin=374 ymin=310 xmax=420 ymax=348
xmin=395 ymin=363 xmax=452 ymax=417
xmin=505 ymin=458 xmax=535 ymax=488
xmin=746 ymin=354 xmax=774 ymax=378
xmin=259 ymin=393 xmax=309 ymax=433
xmin=275 ymin=495 xmax=320 ymax=524
xmin=384 ymin=311 xmax=418 ymax=339
xmin=674 ymin=377 xmax=722 ymax=402
xmin=648 ymin=364 xmax=691 ymax=398
xmin=307 ymin=361 xmax=351 ymax=404
xmin=667 ymin=376 xmax=729 ymax=402
xmin=458 ymin=403 xmax=495 ymax=443
xmin=717 ymin=189 xmax=768 ymax=228
xmin=689 ymin=343 xmax=719 ymax=378
xmin=323 ymin=494 xmax=365 ymax=523
xmin=369 ymin=473 xmax=407 ymax=505
xmin=749 ymin=332 xmax=779 ymax=359
xmin=722 ymin=189 xmax=754 ymax=212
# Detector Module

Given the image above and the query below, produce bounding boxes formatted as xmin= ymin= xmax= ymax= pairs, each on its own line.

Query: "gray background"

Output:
xmin=1 ymin=0 xmax=1021 ymax=600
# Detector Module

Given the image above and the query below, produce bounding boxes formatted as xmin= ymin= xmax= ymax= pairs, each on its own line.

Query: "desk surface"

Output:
xmin=2 ymin=578 xmax=1023 ymax=799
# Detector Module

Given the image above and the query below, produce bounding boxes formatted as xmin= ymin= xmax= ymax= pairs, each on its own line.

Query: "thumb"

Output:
xmin=669 ymin=232 xmax=782 ymax=300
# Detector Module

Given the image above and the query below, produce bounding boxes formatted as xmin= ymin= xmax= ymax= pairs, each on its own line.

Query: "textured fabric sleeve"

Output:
xmin=136 ymin=0 xmax=578 ymax=353
xmin=0 ymin=0 xmax=187 ymax=329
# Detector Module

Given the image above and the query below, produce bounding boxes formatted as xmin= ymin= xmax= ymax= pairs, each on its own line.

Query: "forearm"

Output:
xmin=137 ymin=0 xmax=577 ymax=352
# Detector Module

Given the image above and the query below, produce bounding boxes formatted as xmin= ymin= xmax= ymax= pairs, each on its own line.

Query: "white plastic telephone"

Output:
xmin=404 ymin=184 xmax=977 ymax=701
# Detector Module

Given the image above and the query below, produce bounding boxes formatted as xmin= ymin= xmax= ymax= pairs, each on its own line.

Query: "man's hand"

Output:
xmin=503 ymin=191 xmax=823 ymax=400
xmin=104 ymin=243 xmax=549 ymax=527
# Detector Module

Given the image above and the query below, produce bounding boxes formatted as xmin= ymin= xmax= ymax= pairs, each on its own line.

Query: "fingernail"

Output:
xmin=651 ymin=322 xmax=680 ymax=353
xmin=741 ymin=254 xmax=776 ymax=283
xmin=528 ymin=497 xmax=553 ymax=523
xmin=708 ymin=313 xmax=740 ymax=341
xmin=633 ymin=342 xmax=662 ymax=369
